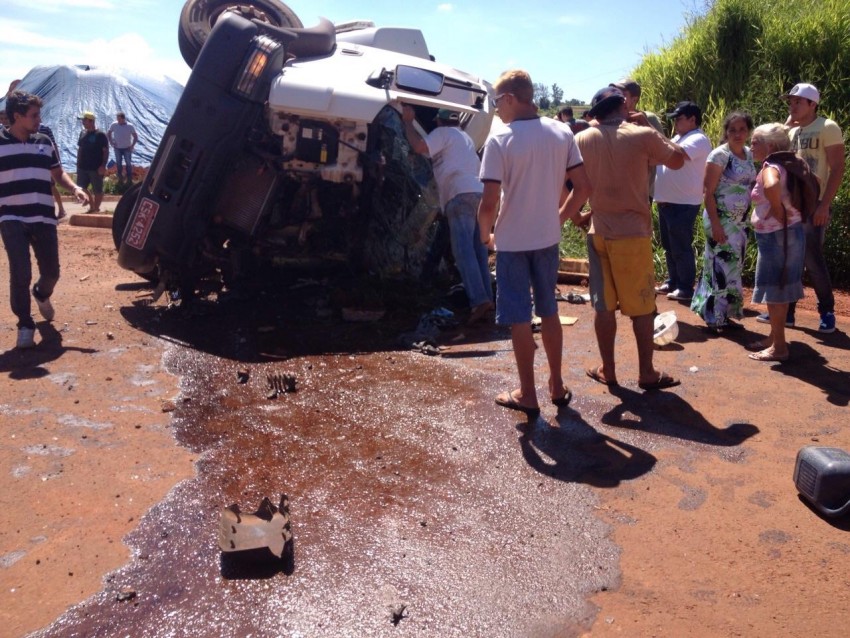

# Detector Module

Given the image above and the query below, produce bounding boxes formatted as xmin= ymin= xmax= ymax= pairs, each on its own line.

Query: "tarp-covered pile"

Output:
xmin=0 ymin=65 xmax=183 ymax=170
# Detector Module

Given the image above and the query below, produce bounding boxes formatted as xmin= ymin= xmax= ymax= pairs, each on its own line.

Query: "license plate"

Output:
xmin=125 ymin=197 xmax=159 ymax=250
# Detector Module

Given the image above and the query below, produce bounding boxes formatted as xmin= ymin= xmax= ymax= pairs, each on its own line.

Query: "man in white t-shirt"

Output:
xmin=477 ymin=69 xmax=591 ymax=417
xmin=107 ymin=112 xmax=138 ymax=184
xmin=654 ymin=101 xmax=712 ymax=302
xmin=402 ymin=105 xmax=493 ymax=323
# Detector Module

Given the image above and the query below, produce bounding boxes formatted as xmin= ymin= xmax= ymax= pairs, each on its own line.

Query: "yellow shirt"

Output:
xmin=789 ymin=116 xmax=844 ymax=189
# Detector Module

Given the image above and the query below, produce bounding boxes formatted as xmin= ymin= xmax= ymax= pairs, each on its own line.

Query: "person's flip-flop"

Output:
xmin=746 ymin=340 xmax=770 ymax=351
xmin=551 ymin=386 xmax=572 ymax=407
xmin=585 ymin=366 xmax=617 ymax=386
xmin=638 ymin=371 xmax=681 ymax=391
xmin=748 ymin=349 xmax=789 ymax=362
xmin=495 ymin=391 xmax=540 ymax=417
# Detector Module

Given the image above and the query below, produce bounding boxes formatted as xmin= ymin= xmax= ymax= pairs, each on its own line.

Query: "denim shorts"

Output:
xmin=752 ymin=224 xmax=805 ymax=304
xmin=495 ymin=244 xmax=559 ymax=325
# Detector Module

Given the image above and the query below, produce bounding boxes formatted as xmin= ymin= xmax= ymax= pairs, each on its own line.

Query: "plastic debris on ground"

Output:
xmin=399 ymin=307 xmax=456 ymax=354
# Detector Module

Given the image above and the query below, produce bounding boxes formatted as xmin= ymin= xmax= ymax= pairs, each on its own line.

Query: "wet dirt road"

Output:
xmin=5 ymin=221 xmax=850 ymax=637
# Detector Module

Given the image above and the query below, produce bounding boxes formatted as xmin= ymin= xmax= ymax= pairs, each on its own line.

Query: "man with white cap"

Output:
xmin=762 ymin=82 xmax=845 ymax=333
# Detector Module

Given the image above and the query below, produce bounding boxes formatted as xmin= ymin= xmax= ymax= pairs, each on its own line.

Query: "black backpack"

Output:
xmin=765 ymin=151 xmax=821 ymax=222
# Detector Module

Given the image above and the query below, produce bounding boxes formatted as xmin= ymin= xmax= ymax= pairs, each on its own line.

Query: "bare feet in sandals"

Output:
xmin=748 ymin=348 xmax=789 ymax=362
xmin=585 ymin=365 xmax=618 ymax=386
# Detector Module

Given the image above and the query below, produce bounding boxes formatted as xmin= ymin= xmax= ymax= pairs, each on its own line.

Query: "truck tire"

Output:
xmin=178 ymin=0 xmax=303 ymax=68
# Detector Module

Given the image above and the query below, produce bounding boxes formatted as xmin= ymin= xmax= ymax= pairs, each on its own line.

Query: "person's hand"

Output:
xmin=626 ymin=111 xmax=650 ymax=127
xmin=813 ymin=201 xmax=830 ymax=227
xmin=710 ymin=219 xmax=727 ymax=244
xmin=481 ymin=231 xmax=494 ymax=248
xmin=73 ymin=186 xmax=90 ymax=206
xmin=401 ymin=104 xmax=415 ymax=124
xmin=97 ymin=166 xmax=106 ymax=176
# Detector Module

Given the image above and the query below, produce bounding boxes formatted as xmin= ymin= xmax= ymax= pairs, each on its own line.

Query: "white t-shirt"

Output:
xmin=424 ymin=126 xmax=482 ymax=209
xmin=480 ymin=117 xmax=582 ymax=252
xmin=655 ymin=128 xmax=712 ymax=205
xmin=107 ymin=122 xmax=137 ymax=149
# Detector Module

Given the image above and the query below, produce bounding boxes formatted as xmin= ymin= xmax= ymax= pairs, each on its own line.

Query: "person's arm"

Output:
xmin=813 ymin=143 xmax=846 ymax=226
xmin=762 ymin=166 xmax=786 ymax=224
xmin=478 ymin=180 xmax=500 ymax=247
xmin=559 ymin=164 xmax=591 ymax=228
xmin=99 ymin=134 xmax=109 ymax=175
xmin=663 ymin=142 xmax=687 ymax=170
xmin=107 ymin=126 xmax=115 ymax=147
xmin=703 ymin=162 xmax=726 ymax=243
xmin=401 ymin=105 xmax=429 ymax=156
xmin=131 ymin=126 xmax=138 ymax=149
xmin=51 ymin=166 xmax=90 ymax=206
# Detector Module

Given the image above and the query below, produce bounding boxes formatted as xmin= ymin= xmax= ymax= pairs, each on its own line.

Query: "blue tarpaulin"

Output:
xmin=1 ymin=65 xmax=183 ymax=171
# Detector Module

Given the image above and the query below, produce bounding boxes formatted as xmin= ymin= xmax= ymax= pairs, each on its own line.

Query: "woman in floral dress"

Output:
xmin=691 ymin=111 xmax=756 ymax=330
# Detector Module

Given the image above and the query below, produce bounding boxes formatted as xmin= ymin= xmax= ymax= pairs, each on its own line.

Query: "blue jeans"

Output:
xmin=445 ymin=192 xmax=492 ymax=308
xmin=789 ymin=218 xmax=834 ymax=315
xmin=115 ymin=148 xmax=133 ymax=181
xmin=0 ymin=220 xmax=60 ymax=329
xmin=658 ymin=202 xmax=700 ymax=294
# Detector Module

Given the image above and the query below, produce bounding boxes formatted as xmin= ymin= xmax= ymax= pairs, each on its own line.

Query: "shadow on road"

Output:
xmin=774 ymin=341 xmax=850 ymax=407
xmin=0 ymin=321 xmax=97 ymax=378
xmin=601 ymin=385 xmax=760 ymax=446
xmin=517 ymin=410 xmax=657 ymax=488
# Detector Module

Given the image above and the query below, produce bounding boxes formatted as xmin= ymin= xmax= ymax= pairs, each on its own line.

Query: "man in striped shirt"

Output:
xmin=1 ymin=91 xmax=88 ymax=348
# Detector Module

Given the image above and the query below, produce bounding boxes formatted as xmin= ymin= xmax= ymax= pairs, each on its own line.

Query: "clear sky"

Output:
xmin=1 ymin=0 xmax=700 ymax=103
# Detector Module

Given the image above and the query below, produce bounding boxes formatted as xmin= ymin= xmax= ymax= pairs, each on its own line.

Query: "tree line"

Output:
xmin=532 ymin=83 xmax=584 ymax=110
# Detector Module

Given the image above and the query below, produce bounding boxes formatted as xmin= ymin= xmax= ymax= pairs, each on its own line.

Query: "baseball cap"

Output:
xmin=435 ymin=109 xmax=459 ymax=122
xmin=781 ymin=83 xmax=820 ymax=103
xmin=610 ymin=78 xmax=641 ymax=96
xmin=666 ymin=101 xmax=701 ymax=119
xmin=78 ymin=111 xmax=95 ymax=121
xmin=586 ymin=86 xmax=625 ymax=118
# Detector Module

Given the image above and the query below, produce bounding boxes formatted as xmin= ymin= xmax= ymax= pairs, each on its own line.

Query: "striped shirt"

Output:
xmin=0 ymin=128 xmax=60 ymax=225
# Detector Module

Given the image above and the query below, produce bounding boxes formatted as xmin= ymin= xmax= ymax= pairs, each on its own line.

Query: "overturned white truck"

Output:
xmin=113 ymin=0 xmax=494 ymax=298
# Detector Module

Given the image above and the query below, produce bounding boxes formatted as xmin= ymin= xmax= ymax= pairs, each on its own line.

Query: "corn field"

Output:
xmin=562 ymin=0 xmax=850 ymax=286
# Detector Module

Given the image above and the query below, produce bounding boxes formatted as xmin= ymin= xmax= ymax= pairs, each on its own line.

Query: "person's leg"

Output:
xmin=445 ymin=193 xmax=492 ymax=308
xmin=606 ymin=235 xmax=660 ymax=384
xmin=657 ymin=203 xmax=676 ymax=289
xmin=495 ymin=251 xmax=538 ymax=410
xmin=91 ymin=172 xmax=104 ymax=212
xmin=753 ymin=302 xmax=790 ymax=359
xmin=633 ymin=313 xmax=658 ymax=383
xmin=510 ymin=322 xmax=539 ymax=408
xmin=801 ymin=219 xmax=834 ymax=315
xmin=593 ymin=309 xmax=618 ymax=383
xmin=528 ymin=244 xmax=563 ymax=400
xmin=115 ymin=149 xmax=125 ymax=182
xmin=0 ymin=221 xmax=36 ymax=329
xmin=586 ymin=233 xmax=619 ymax=383
xmin=30 ymin=223 xmax=60 ymax=300
xmin=126 ymin=149 xmax=134 ymax=183
xmin=662 ymin=203 xmax=700 ymax=295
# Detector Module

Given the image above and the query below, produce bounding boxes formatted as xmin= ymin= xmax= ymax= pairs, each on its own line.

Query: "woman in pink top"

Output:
xmin=748 ymin=123 xmax=805 ymax=362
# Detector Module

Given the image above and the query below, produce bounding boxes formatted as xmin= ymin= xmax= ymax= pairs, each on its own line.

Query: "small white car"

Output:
xmin=114 ymin=0 xmax=494 ymax=297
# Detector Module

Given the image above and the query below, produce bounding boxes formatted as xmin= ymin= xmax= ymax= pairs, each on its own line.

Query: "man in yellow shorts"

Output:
xmin=575 ymin=87 xmax=686 ymax=390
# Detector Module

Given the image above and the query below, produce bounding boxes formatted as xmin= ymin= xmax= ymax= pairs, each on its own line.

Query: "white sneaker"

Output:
xmin=33 ymin=291 xmax=55 ymax=321
xmin=16 ymin=327 xmax=36 ymax=349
